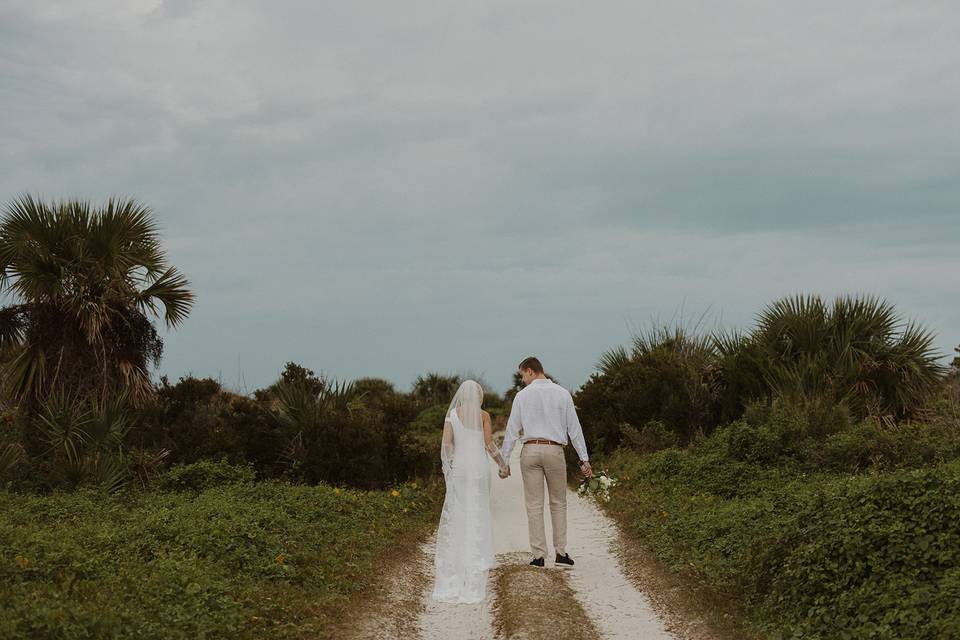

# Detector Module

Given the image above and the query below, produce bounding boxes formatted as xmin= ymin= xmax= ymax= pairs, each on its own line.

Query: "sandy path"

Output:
xmin=417 ymin=446 xmax=676 ymax=640
xmin=564 ymin=488 xmax=675 ymax=639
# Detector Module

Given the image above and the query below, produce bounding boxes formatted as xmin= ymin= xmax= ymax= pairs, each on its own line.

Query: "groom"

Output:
xmin=499 ymin=357 xmax=592 ymax=568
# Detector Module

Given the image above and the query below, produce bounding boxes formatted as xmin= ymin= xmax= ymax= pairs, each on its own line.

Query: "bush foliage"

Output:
xmin=157 ymin=459 xmax=257 ymax=492
xmin=0 ymin=476 xmax=441 ymax=639
xmin=0 ymin=362 xmax=502 ymax=492
xmin=577 ymin=294 xmax=946 ymax=455
xmin=601 ymin=408 xmax=960 ymax=639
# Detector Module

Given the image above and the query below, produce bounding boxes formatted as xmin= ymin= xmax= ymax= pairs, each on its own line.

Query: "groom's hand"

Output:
xmin=580 ymin=461 xmax=593 ymax=478
xmin=498 ymin=466 xmax=510 ymax=479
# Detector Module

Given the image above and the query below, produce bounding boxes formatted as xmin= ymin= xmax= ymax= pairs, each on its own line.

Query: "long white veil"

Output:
xmin=441 ymin=380 xmax=482 ymax=477
xmin=447 ymin=379 xmax=484 ymax=430
xmin=432 ymin=379 xmax=504 ymax=603
xmin=440 ymin=380 xmax=506 ymax=478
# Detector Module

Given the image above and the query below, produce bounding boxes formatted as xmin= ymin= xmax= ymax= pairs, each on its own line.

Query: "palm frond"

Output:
xmin=0 ymin=305 xmax=28 ymax=352
xmin=318 ymin=379 xmax=359 ymax=412
xmin=133 ymin=266 xmax=195 ymax=328
xmin=87 ymin=449 xmax=130 ymax=494
xmin=33 ymin=388 xmax=91 ymax=464
xmin=597 ymin=346 xmax=629 ymax=375
xmin=0 ymin=442 xmax=25 ymax=477
xmin=86 ymin=386 xmax=133 ymax=451
xmin=1 ymin=343 xmax=48 ymax=403
xmin=711 ymin=329 xmax=747 ymax=357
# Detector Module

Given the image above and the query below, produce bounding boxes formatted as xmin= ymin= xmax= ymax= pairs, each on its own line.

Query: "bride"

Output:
xmin=431 ymin=380 xmax=509 ymax=604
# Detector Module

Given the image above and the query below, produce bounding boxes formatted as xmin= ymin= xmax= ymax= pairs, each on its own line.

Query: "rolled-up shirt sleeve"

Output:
xmin=565 ymin=392 xmax=589 ymax=462
xmin=500 ymin=396 xmax=523 ymax=462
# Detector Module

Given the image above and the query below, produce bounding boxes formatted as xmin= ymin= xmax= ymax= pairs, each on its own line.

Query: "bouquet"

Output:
xmin=577 ymin=471 xmax=617 ymax=503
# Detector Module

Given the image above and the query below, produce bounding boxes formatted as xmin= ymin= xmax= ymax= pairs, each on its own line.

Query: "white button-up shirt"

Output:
xmin=501 ymin=378 xmax=589 ymax=463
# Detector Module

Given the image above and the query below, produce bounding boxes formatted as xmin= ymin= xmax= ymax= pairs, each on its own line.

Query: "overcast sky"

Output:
xmin=2 ymin=1 xmax=958 ymax=394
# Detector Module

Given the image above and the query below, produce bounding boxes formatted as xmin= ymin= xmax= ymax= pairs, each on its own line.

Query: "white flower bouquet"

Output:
xmin=577 ymin=471 xmax=618 ymax=503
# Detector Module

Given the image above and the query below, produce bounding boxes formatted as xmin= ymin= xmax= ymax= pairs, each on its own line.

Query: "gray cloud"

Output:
xmin=1 ymin=0 xmax=958 ymax=393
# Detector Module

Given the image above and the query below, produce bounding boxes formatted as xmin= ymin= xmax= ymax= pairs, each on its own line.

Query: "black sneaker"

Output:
xmin=529 ymin=557 xmax=545 ymax=567
xmin=555 ymin=553 xmax=575 ymax=568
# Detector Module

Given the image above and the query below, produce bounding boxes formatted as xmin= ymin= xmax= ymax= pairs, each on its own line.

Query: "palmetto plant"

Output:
xmin=590 ymin=324 xmax=721 ymax=447
xmin=0 ymin=195 xmax=194 ymax=406
xmin=33 ymin=386 xmax=135 ymax=491
xmin=0 ymin=442 xmax=24 ymax=479
xmin=580 ymin=294 xmax=947 ymax=454
xmin=275 ymin=378 xmax=359 ymax=469
xmin=411 ymin=373 xmax=461 ymax=406
xmin=598 ymin=325 xmax=716 ymax=376
xmin=273 ymin=378 xmax=394 ymax=488
xmin=752 ymin=294 xmax=945 ymax=419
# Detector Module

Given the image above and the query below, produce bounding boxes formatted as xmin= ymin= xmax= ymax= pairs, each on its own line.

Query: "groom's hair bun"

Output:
xmin=518 ymin=356 xmax=544 ymax=373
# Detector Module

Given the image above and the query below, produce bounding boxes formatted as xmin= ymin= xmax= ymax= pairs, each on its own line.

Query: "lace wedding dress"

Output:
xmin=432 ymin=380 xmax=507 ymax=604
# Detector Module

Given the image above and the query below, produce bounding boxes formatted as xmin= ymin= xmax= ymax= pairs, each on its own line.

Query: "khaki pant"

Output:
xmin=520 ymin=443 xmax=567 ymax=559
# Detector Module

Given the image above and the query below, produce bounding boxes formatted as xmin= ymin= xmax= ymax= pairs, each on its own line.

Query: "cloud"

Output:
xmin=1 ymin=0 xmax=958 ymax=392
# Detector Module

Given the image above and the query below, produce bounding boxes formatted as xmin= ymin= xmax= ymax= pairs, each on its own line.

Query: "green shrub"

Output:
xmin=744 ymin=394 xmax=854 ymax=442
xmin=157 ymin=459 xmax=256 ymax=491
xmin=712 ymin=420 xmax=786 ymax=466
xmin=753 ymin=463 xmax=960 ymax=639
xmin=601 ymin=446 xmax=960 ymax=639
xmin=814 ymin=420 xmax=960 ymax=472
xmin=747 ymin=295 xmax=946 ymax=421
xmin=0 ymin=480 xmax=441 ymax=639
xmin=136 ymin=376 xmax=282 ymax=476
xmin=411 ymin=373 xmax=461 ymax=406
xmin=400 ymin=404 xmax=447 ymax=478
xmin=620 ymin=419 xmax=680 ymax=454
xmin=577 ymin=326 xmax=720 ymax=454
xmin=577 ymin=295 xmax=947 ymax=458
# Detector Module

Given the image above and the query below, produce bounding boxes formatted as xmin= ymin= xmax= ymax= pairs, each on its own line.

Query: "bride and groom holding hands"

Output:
xmin=432 ymin=356 xmax=593 ymax=604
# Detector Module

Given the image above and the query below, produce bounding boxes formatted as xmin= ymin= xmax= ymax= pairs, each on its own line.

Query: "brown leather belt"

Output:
xmin=523 ymin=439 xmax=563 ymax=446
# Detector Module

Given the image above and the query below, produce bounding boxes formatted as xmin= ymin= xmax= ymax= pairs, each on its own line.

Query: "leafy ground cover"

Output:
xmin=600 ymin=433 xmax=960 ymax=639
xmin=1 ymin=471 xmax=441 ymax=639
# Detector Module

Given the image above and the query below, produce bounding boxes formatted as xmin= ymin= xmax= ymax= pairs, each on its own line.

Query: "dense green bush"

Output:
xmin=749 ymin=295 xmax=944 ymax=421
xmin=752 ymin=464 xmax=960 ymax=639
xmin=576 ymin=295 xmax=946 ymax=455
xmin=702 ymin=397 xmax=960 ymax=473
xmin=619 ymin=419 xmax=680 ymax=454
xmin=139 ymin=368 xmax=441 ymax=489
xmin=399 ymin=404 xmax=448 ymax=478
xmin=411 ymin=372 xmax=461 ymax=406
xmin=0 ymin=479 xmax=441 ymax=639
xmin=576 ymin=326 xmax=720 ymax=454
xmin=602 ymin=433 xmax=960 ymax=639
xmin=274 ymin=379 xmax=393 ymax=489
xmin=6 ymin=356 xmax=504 ymax=491
xmin=136 ymin=376 xmax=282 ymax=476
xmin=812 ymin=420 xmax=960 ymax=472
xmin=157 ymin=459 xmax=257 ymax=492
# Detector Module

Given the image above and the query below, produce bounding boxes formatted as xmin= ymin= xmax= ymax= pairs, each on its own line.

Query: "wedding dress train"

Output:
xmin=431 ymin=381 xmax=504 ymax=604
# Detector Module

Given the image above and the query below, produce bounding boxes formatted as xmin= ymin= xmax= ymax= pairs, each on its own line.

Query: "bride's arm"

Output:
xmin=441 ymin=418 xmax=454 ymax=478
xmin=482 ymin=413 xmax=507 ymax=470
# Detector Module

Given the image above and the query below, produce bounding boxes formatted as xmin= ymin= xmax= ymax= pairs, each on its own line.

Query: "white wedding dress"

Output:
xmin=432 ymin=380 xmax=506 ymax=604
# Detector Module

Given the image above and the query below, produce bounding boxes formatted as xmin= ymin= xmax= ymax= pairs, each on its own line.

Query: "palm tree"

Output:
xmin=0 ymin=195 xmax=195 ymax=407
xmin=753 ymin=294 xmax=945 ymax=419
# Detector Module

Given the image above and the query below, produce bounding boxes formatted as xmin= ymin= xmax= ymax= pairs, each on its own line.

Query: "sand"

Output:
xmin=417 ymin=445 xmax=676 ymax=640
